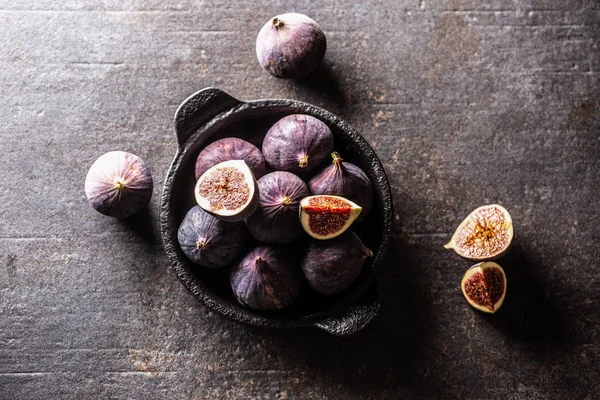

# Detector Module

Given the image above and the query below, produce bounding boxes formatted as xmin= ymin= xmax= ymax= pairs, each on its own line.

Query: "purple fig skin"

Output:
xmin=301 ymin=231 xmax=373 ymax=295
xmin=308 ymin=152 xmax=374 ymax=217
xmin=262 ymin=114 xmax=334 ymax=175
xmin=194 ymin=137 xmax=268 ymax=180
xmin=84 ymin=151 xmax=153 ymax=218
xmin=245 ymin=171 xmax=310 ymax=244
xmin=256 ymin=13 xmax=327 ymax=79
xmin=231 ymin=246 xmax=300 ymax=311
xmin=177 ymin=205 xmax=248 ymax=268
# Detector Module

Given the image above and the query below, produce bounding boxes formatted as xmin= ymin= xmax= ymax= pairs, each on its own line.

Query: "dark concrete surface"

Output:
xmin=1 ymin=1 xmax=599 ymax=399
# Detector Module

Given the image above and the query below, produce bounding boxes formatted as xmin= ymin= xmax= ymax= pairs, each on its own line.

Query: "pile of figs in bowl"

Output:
xmin=160 ymin=87 xmax=393 ymax=336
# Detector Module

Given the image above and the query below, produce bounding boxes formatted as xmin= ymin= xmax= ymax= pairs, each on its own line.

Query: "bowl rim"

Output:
xmin=160 ymin=90 xmax=394 ymax=330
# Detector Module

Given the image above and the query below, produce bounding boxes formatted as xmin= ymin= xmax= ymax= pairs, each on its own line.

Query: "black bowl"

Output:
xmin=160 ymin=88 xmax=393 ymax=336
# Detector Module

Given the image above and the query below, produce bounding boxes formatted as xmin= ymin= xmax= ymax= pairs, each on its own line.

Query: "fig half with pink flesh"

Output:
xmin=444 ymin=204 xmax=514 ymax=261
xmin=194 ymin=160 xmax=259 ymax=222
xmin=461 ymin=261 xmax=507 ymax=313
xmin=300 ymin=195 xmax=362 ymax=240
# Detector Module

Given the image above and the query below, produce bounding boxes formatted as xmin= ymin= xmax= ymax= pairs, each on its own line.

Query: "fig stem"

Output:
xmin=114 ymin=180 xmax=125 ymax=190
xmin=366 ymin=249 xmax=374 ymax=258
xmin=196 ymin=239 xmax=206 ymax=250
xmin=255 ymin=256 xmax=264 ymax=268
xmin=273 ymin=18 xmax=284 ymax=28
xmin=331 ymin=152 xmax=343 ymax=164
xmin=282 ymin=196 xmax=292 ymax=206
xmin=299 ymin=155 xmax=309 ymax=168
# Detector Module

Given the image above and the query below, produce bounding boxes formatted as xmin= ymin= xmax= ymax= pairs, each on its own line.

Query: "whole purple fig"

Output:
xmin=308 ymin=152 xmax=374 ymax=217
xmin=231 ymin=246 xmax=300 ymax=311
xmin=195 ymin=137 xmax=268 ymax=180
xmin=262 ymin=114 xmax=334 ymax=175
xmin=177 ymin=205 xmax=248 ymax=268
xmin=245 ymin=171 xmax=310 ymax=244
xmin=301 ymin=231 xmax=373 ymax=295
xmin=85 ymin=151 xmax=153 ymax=218
xmin=256 ymin=13 xmax=327 ymax=79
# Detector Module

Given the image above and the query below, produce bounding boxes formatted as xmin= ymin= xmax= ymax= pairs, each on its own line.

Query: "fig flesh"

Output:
xmin=195 ymin=137 xmax=268 ymax=181
xmin=461 ymin=261 xmax=507 ymax=313
xmin=84 ymin=151 xmax=153 ymax=218
xmin=444 ymin=204 xmax=514 ymax=261
xmin=231 ymin=246 xmax=300 ymax=311
xmin=262 ymin=114 xmax=334 ymax=176
xmin=177 ymin=205 xmax=248 ymax=268
xmin=301 ymin=231 xmax=373 ymax=295
xmin=256 ymin=13 xmax=327 ymax=79
xmin=300 ymin=195 xmax=362 ymax=240
xmin=245 ymin=171 xmax=310 ymax=244
xmin=194 ymin=159 xmax=259 ymax=222
xmin=308 ymin=152 xmax=374 ymax=217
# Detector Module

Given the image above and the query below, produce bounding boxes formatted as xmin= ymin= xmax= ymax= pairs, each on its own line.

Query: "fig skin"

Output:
xmin=177 ymin=205 xmax=248 ymax=268
xmin=245 ymin=171 xmax=310 ymax=244
xmin=194 ymin=137 xmax=268 ymax=181
xmin=195 ymin=160 xmax=259 ymax=222
xmin=301 ymin=231 xmax=373 ymax=295
xmin=84 ymin=151 xmax=153 ymax=218
xmin=262 ymin=114 xmax=334 ymax=176
xmin=308 ymin=152 xmax=374 ymax=217
xmin=256 ymin=13 xmax=327 ymax=79
xmin=231 ymin=246 xmax=300 ymax=311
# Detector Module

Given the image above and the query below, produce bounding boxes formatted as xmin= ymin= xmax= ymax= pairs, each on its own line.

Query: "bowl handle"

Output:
xmin=173 ymin=87 xmax=242 ymax=147
xmin=314 ymin=290 xmax=380 ymax=337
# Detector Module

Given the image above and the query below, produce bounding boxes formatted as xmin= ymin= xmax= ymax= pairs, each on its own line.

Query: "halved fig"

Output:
xmin=300 ymin=195 xmax=362 ymax=240
xmin=194 ymin=159 xmax=259 ymax=222
xmin=444 ymin=204 xmax=513 ymax=261
xmin=461 ymin=261 xmax=507 ymax=313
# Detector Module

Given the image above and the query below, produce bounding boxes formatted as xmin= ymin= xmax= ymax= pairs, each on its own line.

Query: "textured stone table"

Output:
xmin=1 ymin=1 xmax=599 ymax=399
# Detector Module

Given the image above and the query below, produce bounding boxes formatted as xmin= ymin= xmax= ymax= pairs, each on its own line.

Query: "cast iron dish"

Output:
xmin=160 ymin=87 xmax=393 ymax=336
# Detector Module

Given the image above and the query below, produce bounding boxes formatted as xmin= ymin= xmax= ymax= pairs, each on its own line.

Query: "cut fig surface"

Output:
xmin=461 ymin=261 xmax=507 ymax=313
xmin=444 ymin=204 xmax=513 ymax=261
xmin=300 ymin=195 xmax=361 ymax=240
xmin=194 ymin=159 xmax=259 ymax=222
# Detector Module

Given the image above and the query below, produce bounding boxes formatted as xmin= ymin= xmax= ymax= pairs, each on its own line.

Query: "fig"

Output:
xmin=461 ymin=261 xmax=507 ymax=313
xmin=177 ymin=205 xmax=248 ymax=268
xmin=300 ymin=195 xmax=362 ymax=240
xmin=245 ymin=171 xmax=310 ymax=244
xmin=256 ymin=13 xmax=327 ymax=79
xmin=231 ymin=246 xmax=300 ymax=311
xmin=194 ymin=137 xmax=268 ymax=180
xmin=301 ymin=231 xmax=373 ymax=295
xmin=308 ymin=152 xmax=374 ymax=217
xmin=262 ymin=114 xmax=334 ymax=175
xmin=194 ymin=159 xmax=259 ymax=222
xmin=444 ymin=204 xmax=514 ymax=261
xmin=84 ymin=151 xmax=153 ymax=218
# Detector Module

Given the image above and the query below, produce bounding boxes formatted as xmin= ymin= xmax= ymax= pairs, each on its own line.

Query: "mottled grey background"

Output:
xmin=1 ymin=0 xmax=599 ymax=399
